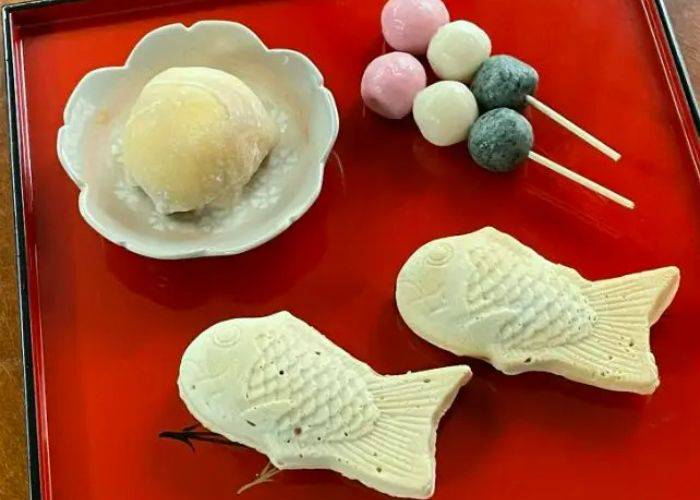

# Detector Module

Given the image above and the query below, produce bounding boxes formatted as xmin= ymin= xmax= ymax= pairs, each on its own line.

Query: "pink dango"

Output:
xmin=361 ymin=52 xmax=427 ymax=119
xmin=381 ymin=0 xmax=450 ymax=55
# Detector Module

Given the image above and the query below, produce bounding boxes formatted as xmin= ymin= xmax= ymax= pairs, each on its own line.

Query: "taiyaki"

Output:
xmin=178 ymin=311 xmax=471 ymax=498
xmin=396 ymin=227 xmax=680 ymax=395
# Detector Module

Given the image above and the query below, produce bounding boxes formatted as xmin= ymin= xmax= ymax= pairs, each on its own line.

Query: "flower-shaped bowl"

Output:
xmin=57 ymin=20 xmax=339 ymax=259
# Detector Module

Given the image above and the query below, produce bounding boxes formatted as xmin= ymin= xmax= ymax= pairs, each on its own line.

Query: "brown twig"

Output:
xmin=158 ymin=423 xmax=245 ymax=452
xmin=159 ymin=423 xmax=282 ymax=494
xmin=236 ymin=461 xmax=281 ymax=495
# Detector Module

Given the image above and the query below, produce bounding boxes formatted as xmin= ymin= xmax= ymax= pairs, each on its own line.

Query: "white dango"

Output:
xmin=427 ymin=20 xmax=491 ymax=82
xmin=412 ymin=81 xmax=479 ymax=146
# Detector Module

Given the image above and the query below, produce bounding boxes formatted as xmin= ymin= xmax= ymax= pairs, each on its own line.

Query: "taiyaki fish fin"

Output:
xmin=450 ymin=309 xmax=517 ymax=358
xmin=240 ymin=400 xmax=292 ymax=432
xmin=271 ymin=311 xmax=376 ymax=377
xmin=332 ymin=365 xmax=471 ymax=499
xmin=473 ymin=227 xmax=545 ymax=261
xmin=550 ymin=266 xmax=679 ymax=395
xmin=475 ymin=228 xmax=590 ymax=285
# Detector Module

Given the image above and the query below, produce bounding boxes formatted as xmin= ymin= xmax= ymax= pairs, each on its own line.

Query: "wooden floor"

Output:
xmin=0 ymin=0 xmax=696 ymax=498
xmin=669 ymin=0 xmax=700 ymax=91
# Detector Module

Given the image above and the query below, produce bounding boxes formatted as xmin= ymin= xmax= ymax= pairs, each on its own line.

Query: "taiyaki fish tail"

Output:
xmin=564 ymin=266 xmax=680 ymax=394
xmin=343 ymin=365 xmax=471 ymax=498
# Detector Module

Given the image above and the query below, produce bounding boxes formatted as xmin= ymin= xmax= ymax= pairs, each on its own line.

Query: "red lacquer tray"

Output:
xmin=4 ymin=0 xmax=700 ymax=499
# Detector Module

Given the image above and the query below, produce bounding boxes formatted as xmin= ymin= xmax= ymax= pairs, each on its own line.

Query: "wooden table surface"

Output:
xmin=0 ymin=1 xmax=697 ymax=498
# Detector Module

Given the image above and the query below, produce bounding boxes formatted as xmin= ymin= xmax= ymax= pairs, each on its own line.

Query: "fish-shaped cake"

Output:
xmin=396 ymin=227 xmax=680 ymax=395
xmin=178 ymin=311 xmax=471 ymax=498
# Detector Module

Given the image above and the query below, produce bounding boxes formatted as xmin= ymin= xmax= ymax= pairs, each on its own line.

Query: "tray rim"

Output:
xmin=3 ymin=0 xmax=699 ymax=498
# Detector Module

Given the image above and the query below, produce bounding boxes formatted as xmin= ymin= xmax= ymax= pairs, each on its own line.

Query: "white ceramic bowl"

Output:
xmin=57 ymin=21 xmax=339 ymax=259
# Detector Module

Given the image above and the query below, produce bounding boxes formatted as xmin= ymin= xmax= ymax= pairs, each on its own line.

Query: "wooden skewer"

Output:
xmin=526 ymin=95 xmax=622 ymax=162
xmin=528 ymin=151 xmax=634 ymax=209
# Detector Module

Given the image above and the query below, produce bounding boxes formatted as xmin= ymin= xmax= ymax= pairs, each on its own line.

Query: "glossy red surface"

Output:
xmin=8 ymin=0 xmax=700 ymax=498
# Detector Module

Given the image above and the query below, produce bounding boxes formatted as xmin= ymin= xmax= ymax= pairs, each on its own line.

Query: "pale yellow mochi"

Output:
xmin=122 ymin=67 xmax=278 ymax=214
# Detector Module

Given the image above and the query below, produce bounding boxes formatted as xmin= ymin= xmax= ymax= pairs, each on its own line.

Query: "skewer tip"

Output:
xmin=526 ymin=95 xmax=622 ymax=162
xmin=527 ymin=150 xmax=634 ymax=209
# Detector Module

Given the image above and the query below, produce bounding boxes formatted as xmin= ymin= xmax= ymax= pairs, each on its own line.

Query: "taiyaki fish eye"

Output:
xmin=425 ymin=242 xmax=454 ymax=266
xmin=211 ymin=325 xmax=241 ymax=348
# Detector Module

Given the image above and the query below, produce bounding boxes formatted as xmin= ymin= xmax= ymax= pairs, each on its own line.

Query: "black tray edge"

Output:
xmin=655 ymin=0 xmax=700 ymax=130
xmin=2 ymin=4 xmax=42 ymax=499
xmin=2 ymin=1 xmax=699 ymax=499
